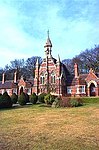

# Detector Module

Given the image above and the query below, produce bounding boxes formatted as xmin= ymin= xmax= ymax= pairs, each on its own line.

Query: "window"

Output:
xmin=51 ymin=71 xmax=55 ymax=83
xmin=67 ymin=87 xmax=72 ymax=94
xmin=40 ymin=72 xmax=45 ymax=84
xmin=79 ymin=86 xmax=85 ymax=93
xmin=13 ymin=88 xmax=17 ymax=94
xmin=76 ymin=85 xmax=85 ymax=94
xmin=27 ymin=88 xmax=31 ymax=95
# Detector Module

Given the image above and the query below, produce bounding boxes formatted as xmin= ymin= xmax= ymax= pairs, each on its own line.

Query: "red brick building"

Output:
xmin=0 ymin=34 xmax=99 ymax=97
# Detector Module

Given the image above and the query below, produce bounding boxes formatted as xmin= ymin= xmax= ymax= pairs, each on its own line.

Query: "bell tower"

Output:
xmin=44 ymin=30 xmax=52 ymax=58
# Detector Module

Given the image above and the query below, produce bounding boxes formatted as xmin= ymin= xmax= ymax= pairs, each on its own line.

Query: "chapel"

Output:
xmin=0 ymin=33 xmax=99 ymax=97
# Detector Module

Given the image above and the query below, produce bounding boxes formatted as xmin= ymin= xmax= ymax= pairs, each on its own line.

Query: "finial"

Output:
xmin=47 ymin=30 xmax=49 ymax=39
xmin=89 ymin=68 xmax=94 ymax=73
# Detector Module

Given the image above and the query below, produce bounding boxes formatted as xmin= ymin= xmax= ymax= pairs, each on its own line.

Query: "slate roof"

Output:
xmin=66 ymin=73 xmax=99 ymax=86
xmin=0 ymin=81 xmax=17 ymax=89
xmin=44 ymin=37 xmax=52 ymax=48
xmin=79 ymin=74 xmax=88 ymax=85
xmin=66 ymin=73 xmax=88 ymax=86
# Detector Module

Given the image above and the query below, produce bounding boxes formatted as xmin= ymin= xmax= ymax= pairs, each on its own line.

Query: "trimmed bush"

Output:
xmin=44 ymin=93 xmax=55 ymax=105
xmin=30 ymin=93 xmax=38 ymax=104
xmin=18 ymin=92 xmax=27 ymax=106
xmin=0 ymin=92 xmax=12 ymax=108
xmin=11 ymin=93 xmax=18 ymax=104
xmin=38 ymin=93 xmax=46 ymax=103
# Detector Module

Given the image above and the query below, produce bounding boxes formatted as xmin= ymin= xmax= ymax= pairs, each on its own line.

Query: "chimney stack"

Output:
xmin=74 ymin=63 xmax=78 ymax=78
xmin=2 ymin=73 xmax=5 ymax=84
xmin=14 ymin=71 xmax=17 ymax=83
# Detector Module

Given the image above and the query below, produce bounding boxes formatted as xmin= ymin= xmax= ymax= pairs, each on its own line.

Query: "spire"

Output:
xmin=47 ymin=30 xmax=49 ymax=39
xmin=58 ymin=54 xmax=60 ymax=63
xmin=44 ymin=30 xmax=52 ymax=58
xmin=44 ymin=30 xmax=52 ymax=48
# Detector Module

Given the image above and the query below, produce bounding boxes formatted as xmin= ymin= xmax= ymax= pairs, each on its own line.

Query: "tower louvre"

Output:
xmin=44 ymin=30 xmax=52 ymax=58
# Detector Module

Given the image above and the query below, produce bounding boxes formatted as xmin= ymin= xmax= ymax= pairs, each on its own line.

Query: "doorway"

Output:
xmin=89 ymin=83 xmax=95 ymax=96
xmin=20 ymin=87 xmax=23 ymax=95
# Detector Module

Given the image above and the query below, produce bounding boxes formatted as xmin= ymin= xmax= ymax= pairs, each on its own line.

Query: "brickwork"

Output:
xmin=0 ymin=35 xmax=99 ymax=97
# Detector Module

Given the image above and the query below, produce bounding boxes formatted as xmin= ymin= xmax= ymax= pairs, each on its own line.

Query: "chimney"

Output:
xmin=74 ymin=63 xmax=78 ymax=78
xmin=14 ymin=71 xmax=17 ymax=83
xmin=2 ymin=73 xmax=5 ymax=84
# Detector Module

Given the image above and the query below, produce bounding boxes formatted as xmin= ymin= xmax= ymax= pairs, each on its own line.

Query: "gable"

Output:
xmin=18 ymin=79 xmax=26 ymax=87
xmin=85 ymin=72 xmax=98 ymax=82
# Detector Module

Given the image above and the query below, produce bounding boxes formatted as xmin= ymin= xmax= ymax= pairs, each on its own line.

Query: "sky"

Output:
xmin=0 ymin=0 xmax=99 ymax=68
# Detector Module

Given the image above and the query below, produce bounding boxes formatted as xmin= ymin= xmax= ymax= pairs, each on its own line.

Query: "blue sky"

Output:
xmin=0 ymin=0 xmax=99 ymax=68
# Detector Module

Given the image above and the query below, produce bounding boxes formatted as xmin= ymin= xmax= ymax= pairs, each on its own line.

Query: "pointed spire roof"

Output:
xmin=44 ymin=30 xmax=52 ymax=48
xmin=58 ymin=54 xmax=60 ymax=62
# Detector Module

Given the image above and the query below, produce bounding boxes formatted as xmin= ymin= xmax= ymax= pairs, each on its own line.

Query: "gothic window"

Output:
xmin=51 ymin=71 xmax=55 ymax=83
xmin=40 ymin=72 xmax=45 ymax=84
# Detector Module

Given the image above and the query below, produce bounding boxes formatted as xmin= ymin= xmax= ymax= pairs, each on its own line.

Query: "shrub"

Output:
xmin=44 ymin=93 xmax=55 ymax=105
xmin=18 ymin=92 xmax=27 ymax=106
xmin=70 ymin=98 xmax=83 ymax=107
xmin=77 ymin=98 xmax=83 ymax=106
xmin=59 ymin=97 xmax=83 ymax=107
xmin=52 ymin=97 xmax=61 ymax=108
xmin=11 ymin=93 xmax=18 ymax=104
xmin=60 ymin=97 xmax=71 ymax=107
xmin=70 ymin=99 xmax=79 ymax=107
xmin=30 ymin=93 xmax=38 ymax=104
xmin=38 ymin=93 xmax=46 ymax=103
xmin=0 ymin=92 xmax=12 ymax=108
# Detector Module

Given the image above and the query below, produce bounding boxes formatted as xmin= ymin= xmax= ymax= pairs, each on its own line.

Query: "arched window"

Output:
xmin=40 ymin=72 xmax=45 ymax=84
xmin=51 ymin=71 xmax=55 ymax=83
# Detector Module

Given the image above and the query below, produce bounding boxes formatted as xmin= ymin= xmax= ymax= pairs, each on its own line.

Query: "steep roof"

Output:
xmin=79 ymin=74 xmax=88 ymax=85
xmin=0 ymin=81 xmax=17 ymax=89
xmin=44 ymin=31 xmax=52 ymax=48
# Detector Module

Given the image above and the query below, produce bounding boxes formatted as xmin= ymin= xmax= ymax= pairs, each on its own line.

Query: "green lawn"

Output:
xmin=0 ymin=103 xmax=99 ymax=150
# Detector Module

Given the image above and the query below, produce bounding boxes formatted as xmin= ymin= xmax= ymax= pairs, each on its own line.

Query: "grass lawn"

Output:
xmin=0 ymin=103 xmax=99 ymax=150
